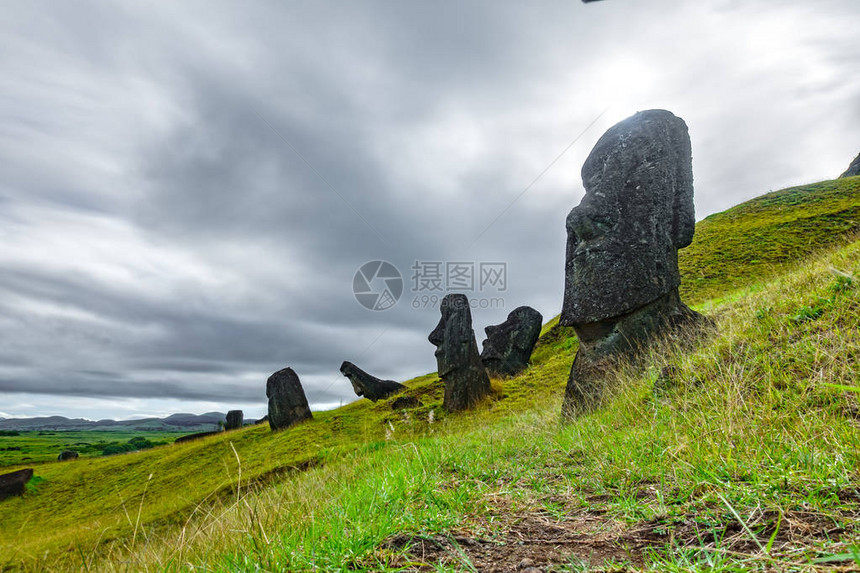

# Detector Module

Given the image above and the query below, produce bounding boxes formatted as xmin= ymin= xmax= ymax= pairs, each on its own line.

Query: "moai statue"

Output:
xmin=225 ymin=410 xmax=244 ymax=430
xmin=480 ymin=306 xmax=543 ymax=376
xmin=429 ymin=294 xmax=491 ymax=412
xmin=340 ymin=361 xmax=405 ymax=402
xmin=561 ymin=109 xmax=710 ymax=418
xmin=266 ymin=367 xmax=313 ymax=431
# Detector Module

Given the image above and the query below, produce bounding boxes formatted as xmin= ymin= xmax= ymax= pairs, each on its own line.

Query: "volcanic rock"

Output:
xmin=266 ymin=367 xmax=313 ymax=431
xmin=429 ymin=294 xmax=491 ymax=412
xmin=340 ymin=361 xmax=405 ymax=402
xmin=840 ymin=152 xmax=860 ymax=178
xmin=225 ymin=410 xmax=244 ymax=430
xmin=480 ymin=306 xmax=543 ymax=376
xmin=0 ymin=468 xmax=33 ymax=501
xmin=561 ymin=110 xmax=710 ymax=418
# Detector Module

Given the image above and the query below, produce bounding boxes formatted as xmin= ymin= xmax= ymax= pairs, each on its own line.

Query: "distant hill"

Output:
xmin=0 ymin=412 xmax=226 ymax=432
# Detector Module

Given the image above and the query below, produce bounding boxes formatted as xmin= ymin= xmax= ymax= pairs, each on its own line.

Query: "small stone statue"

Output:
xmin=429 ymin=294 xmax=491 ymax=412
xmin=266 ymin=367 xmax=313 ymax=431
xmin=480 ymin=306 xmax=543 ymax=376
xmin=340 ymin=361 xmax=405 ymax=402
xmin=561 ymin=109 xmax=710 ymax=418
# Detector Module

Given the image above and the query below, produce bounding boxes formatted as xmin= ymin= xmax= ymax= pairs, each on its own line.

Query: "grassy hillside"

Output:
xmin=1 ymin=177 xmax=859 ymax=572
xmin=679 ymin=176 xmax=860 ymax=304
xmin=0 ymin=430 xmax=191 ymax=467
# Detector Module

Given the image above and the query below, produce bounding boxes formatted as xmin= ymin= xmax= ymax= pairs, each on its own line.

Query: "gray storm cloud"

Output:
xmin=1 ymin=0 xmax=858 ymax=418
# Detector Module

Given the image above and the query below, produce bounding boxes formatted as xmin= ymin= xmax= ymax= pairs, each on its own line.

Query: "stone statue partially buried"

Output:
xmin=561 ymin=109 xmax=710 ymax=418
xmin=340 ymin=361 xmax=405 ymax=402
xmin=480 ymin=306 xmax=543 ymax=377
xmin=429 ymin=294 xmax=491 ymax=412
xmin=266 ymin=367 xmax=313 ymax=431
xmin=225 ymin=410 xmax=244 ymax=430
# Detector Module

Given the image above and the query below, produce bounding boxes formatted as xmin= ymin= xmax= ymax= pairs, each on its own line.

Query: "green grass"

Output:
xmin=1 ymin=177 xmax=859 ymax=571
xmin=679 ymin=176 xmax=860 ymax=305
xmin=130 ymin=241 xmax=858 ymax=572
xmin=0 ymin=430 xmax=190 ymax=467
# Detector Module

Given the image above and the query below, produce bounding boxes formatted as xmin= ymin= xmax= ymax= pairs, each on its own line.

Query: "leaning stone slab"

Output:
xmin=561 ymin=109 xmax=711 ymax=418
xmin=480 ymin=306 xmax=543 ymax=376
xmin=340 ymin=361 xmax=405 ymax=402
xmin=267 ymin=367 xmax=313 ymax=431
xmin=0 ymin=468 xmax=33 ymax=501
xmin=429 ymin=294 xmax=491 ymax=412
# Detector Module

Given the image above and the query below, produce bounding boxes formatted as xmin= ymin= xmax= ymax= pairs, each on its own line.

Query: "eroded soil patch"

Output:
xmin=382 ymin=505 xmax=860 ymax=572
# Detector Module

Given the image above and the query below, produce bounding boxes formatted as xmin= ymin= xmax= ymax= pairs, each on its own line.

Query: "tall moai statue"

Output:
xmin=266 ymin=367 xmax=313 ymax=431
xmin=561 ymin=109 xmax=710 ymax=418
xmin=429 ymin=294 xmax=491 ymax=412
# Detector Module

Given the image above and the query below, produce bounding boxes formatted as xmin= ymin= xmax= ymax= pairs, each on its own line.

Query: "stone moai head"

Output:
xmin=480 ymin=306 xmax=543 ymax=376
xmin=429 ymin=293 xmax=491 ymax=412
xmin=339 ymin=361 xmax=363 ymax=396
xmin=225 ymin=410 xmax=244 ymax=430
xmin=266 ymin=367 xmax=313 ymax=431
xmin=339 ymin=360 xmax=405 ymax=402
xmin=428 ymin=294 xmax=474 ymax=377
xmin=561 ymin=109 xmax=695 ymax=326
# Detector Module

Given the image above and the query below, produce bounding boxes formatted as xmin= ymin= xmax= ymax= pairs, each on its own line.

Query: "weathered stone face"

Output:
xmin=428 ymin=294 xmax=491 ymax=412
xmin=560 ymin=110 xmax=710 ymax=419
xmin=0 ymin=468 xmax=33 ymax=501
xmin=480 ymin=306 xmax=543 ymax=376
xmin=57 ymin=450 xmax=78 ymax=461
xmin=562 ymin=109 xmax=695 ymax=325
xmin=266 ymin=368 xmax=313 ymax=431
xmin=339 ymin=361 xmax=405 ymax=402
xmin=225 ymin=410 xmax=244 ymax=430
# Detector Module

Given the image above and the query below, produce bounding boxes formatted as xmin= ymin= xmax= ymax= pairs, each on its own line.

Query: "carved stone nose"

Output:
xmin=568 ymin=210 xmax=607 ymax=243
xmin=428 ymin=321 xmax=444 ymax=346
xmin=568 ymin=211 xmax=598 ymax=242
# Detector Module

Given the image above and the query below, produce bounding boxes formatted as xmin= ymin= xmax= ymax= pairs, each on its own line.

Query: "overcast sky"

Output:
xmin=1 ymin=0 xmax=858 ymax=421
